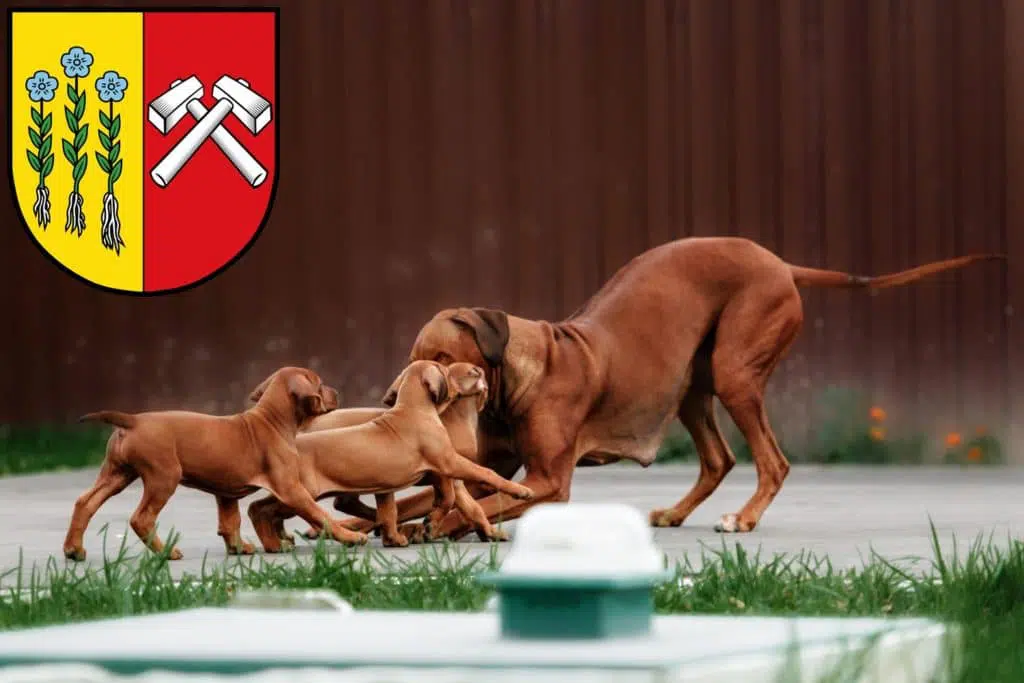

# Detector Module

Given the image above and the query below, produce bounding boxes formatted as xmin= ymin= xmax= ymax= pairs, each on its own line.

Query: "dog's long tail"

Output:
xmin=788 ymin=254 xmax=1006 ymax=290
xmin=78 ymin=410 xmax=137 ymax=430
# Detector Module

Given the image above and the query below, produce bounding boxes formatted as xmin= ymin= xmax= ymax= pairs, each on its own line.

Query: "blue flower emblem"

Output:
xmin=95 ymin=71 xmax=128 ymax=103
xmin=25 ymin=70 xmax=58 ymax=102
xmin=60 ymin=46 xmax=94 ymax=78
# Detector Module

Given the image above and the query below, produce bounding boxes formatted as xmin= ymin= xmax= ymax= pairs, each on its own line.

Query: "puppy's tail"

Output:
xmin=78 ymin=410 xmax=137 ymax=430
xmin=788 ymin=254 xmax=1006 ymax=290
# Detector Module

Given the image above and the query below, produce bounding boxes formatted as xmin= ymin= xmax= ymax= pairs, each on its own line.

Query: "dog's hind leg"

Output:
xmin=649 ymin=383 xmax=736 ymax=528
xmin=246 ymin=495 xmax=296 ymax=552
xmin=342 ymin=489 xmax=439 ymax=536
xmin=216 ymin=496 xmax=255 ymax=556
xmin=711 ymin=285 xmax=803 ymax=533
xmin=129 ymin=466 xmax=183 ymax=559
xmin=303 ymin=495 xmax=379 ymax=540
xmin=63 ymin=462 xmax=137 ymax=561
xmin=375 ymin=493 xmax=408 ymax=547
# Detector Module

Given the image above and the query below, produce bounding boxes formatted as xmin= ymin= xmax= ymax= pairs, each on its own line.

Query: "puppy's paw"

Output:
xmin=476 ymin=526 xmax=510 ymax=543
xmin=168 ymin=548 xmax=184 ymax=561
xmin=649 ymin=507 xmax=685 ymax=528
xmin=714 ymin=513 xmax=756 ymax=533
xmin=382 ymin=533 xmax=409 ymax=548
xmin=227 ymin=541 xmax=256 ymax=556
xmin=342 ymin=532 xmax=370 ymax=547
xmin=511 ymin=484 xmax=534 ymax=500
xmin=398 ymin=523 xmax=428 ymax=544
xmin=339 ymin=518 xmax=374 ymax=534
xmin=64 ymin=546 xmax=87 ymax=562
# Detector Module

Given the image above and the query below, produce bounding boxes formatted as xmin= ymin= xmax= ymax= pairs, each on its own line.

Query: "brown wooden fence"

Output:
xmin=2 ymin=0 xmax=1022 ymax=458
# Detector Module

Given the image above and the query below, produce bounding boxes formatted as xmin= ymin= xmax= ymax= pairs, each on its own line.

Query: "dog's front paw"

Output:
xmin=476 ymin=526 xmax=510 ymax=543
xmin=64 ymin=546 xmax=87 ymax=562
xmin=649 ymin=507 xmax=685 ymax=528
xmin=714 ymin=513 xmax=756 ymax=533
xmin=342 ymin=532 xmax=370 ymax=547
xmin=511 ymin=484 xmax=534 ymax=500
xmin=228 ymin=541 xmax=256 ymax=556
xmin=168 ymin=548 xmax=184 ymax=561
xmin=397 ymin=523 xmax=428 ymax=544
xmin=382 ymin=532 xmax=409 ymax=548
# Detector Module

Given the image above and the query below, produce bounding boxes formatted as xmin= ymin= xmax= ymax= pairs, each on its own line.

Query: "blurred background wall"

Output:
xmin=2 ymin=0 xmax=1021 ymax=458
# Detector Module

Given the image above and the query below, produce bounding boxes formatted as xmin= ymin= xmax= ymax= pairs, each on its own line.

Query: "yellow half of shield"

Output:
xmin=12 ymin=11 xmax=144 ymax=291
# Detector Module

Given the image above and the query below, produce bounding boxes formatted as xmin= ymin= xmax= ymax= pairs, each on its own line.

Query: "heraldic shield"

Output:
xmin=9 ymin=8 xmax=279 ymax=294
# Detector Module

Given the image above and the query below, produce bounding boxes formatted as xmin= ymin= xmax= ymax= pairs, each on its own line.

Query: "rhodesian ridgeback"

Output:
xmin=295 ymin=362 xmax=512 ymax=543
xmin=62 ymin=366 xmax=364 ymax=561
xmin=355 ymin=236 xmax=1003 ymax=538
xmin=246 ymin=361 xmax=533 ymax=551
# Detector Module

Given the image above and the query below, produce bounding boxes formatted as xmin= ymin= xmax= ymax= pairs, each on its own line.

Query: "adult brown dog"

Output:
xmin=245 ymin=361 xmax=533 ymax=551
xmin=62 ymin=367 xmax=366 ymax=561
xmin=357 ymin=236 xmax=1004 ymax=539
xmin=294 ymin=362 xmax=513 ymax=544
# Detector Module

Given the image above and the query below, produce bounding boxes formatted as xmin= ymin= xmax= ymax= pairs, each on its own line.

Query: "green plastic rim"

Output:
xmin=475 ymin=570 xmax=674 ymax=590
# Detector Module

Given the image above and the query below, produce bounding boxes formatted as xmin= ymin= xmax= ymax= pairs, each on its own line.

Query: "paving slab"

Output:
xmin=0 ymin=464 xmax=1020 ymax=584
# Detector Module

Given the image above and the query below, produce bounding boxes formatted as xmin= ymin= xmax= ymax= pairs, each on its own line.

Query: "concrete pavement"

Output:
xmin=1 ymin=464 xmax=1021 ymax=584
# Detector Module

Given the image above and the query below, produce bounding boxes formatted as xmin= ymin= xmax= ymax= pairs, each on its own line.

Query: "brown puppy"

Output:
xmin=62 ymin=367 xmax=367 ymax=562
xmin=245 ymin=361 xmax=533 ymax=551
xmin=356 ymin=236 xmax=1004 ymax=539
xmin=298 ymin=362 xmax=509 ymax=544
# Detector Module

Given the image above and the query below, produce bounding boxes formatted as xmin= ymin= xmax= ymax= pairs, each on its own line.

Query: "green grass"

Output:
xmin=0 ymin=525 xmax=1021 ymax=680
xmin=0 ymin=424 xmax=107 ymax=476
xmin=655 ymin=386 xmax=1006 ymax=466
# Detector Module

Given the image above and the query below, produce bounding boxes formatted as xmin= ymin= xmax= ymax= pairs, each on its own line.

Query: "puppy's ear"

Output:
xmin=423 ymin=364 xmax=450 ymax=406
xmin=474 ymin=386 xmax=489 ymax=413
xmin=287 ymin=372 xmax=326 ymax=418
xmin=248 ymin=375 xmax=274 ymax=404
xmin=321 ymin=385 xmax=340 ymax=411
xmin=381 ymin=366 xmax=407 ymax=408
xmin=450 ymin=308 xmax=509 ymax=368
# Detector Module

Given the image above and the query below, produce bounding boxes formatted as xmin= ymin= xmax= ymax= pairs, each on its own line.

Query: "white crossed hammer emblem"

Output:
xmin=147 ymin=75 xmax=272 ymax=188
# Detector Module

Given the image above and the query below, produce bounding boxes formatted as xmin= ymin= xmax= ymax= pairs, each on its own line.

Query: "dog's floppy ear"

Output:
xmin=422 ymin=364 xmax=450 ymax=406
xmin=287 ymin=372 xmax=325 ymax=417
xmin=248 ymin=374 xmax=274 ymax=404
xmin=381 ymin=366 xmax=408 ymax=408
xmin=450 ymin=308 xmax=509 ymax=367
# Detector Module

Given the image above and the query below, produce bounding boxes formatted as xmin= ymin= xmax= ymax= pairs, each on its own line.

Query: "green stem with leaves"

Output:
xmin=62 ymin=76 xmax=89 ymax=194
xmin=36 ymin=101 xmax=44 ymax=187
xmin=28 ymin=100 xmax=54 ymax=189
xmin=97 ymin=99 xmax=122 ymax=195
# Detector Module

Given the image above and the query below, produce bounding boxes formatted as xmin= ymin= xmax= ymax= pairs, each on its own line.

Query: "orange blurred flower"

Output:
xmin=869 ymin=426 xmax=886 ymax=442
xmin=945 ymin=432 xmax=962 ymax=448
xmin=967 ymin=446 xmax=983 ymax=462
xmin=869 ymin=406 xmax=887 ymax=422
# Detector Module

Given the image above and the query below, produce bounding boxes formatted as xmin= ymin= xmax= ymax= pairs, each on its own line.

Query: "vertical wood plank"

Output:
xmin=1004 ymin=0 xmax=1024 ymax=460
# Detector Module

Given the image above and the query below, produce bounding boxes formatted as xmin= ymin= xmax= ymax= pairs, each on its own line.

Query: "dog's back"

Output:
xmin=296 ymin=414 xmax=441 ymax=495
xmin=303 ymin=407 xmax=386 ymax=433
xmin=83 ymin=409 xmax=262 ymax=486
